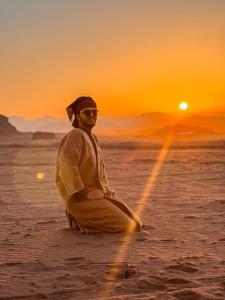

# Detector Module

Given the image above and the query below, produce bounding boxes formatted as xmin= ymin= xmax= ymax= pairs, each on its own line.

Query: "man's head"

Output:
xmin=66 ymin=96 xmax=98 ymax=129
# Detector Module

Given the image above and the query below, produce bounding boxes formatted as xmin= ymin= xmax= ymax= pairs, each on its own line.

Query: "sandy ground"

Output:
xmin=0 ymin=139 xmax=225 ymax=299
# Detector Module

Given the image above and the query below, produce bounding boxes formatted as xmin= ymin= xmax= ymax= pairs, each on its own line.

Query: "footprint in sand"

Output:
xmin=32 ymin=292 xmax=48 ymax=299
xmin=142 ymin=224 xmax=156 ymax=230
xmin=137 ymin=279 xmax=167 ymax=291
xmin=218 ymin=237 xmax=225 ymax=241
xmin=135 ymin=224 xmax=156 ymax=242
xmin=55 ymin=274 xmax=73 ymax=281
xmin=114 ymin=264 xmax=136 ymax=279
xmin=4 ymin=261 xmax=24 ymax=266
xmin=64 ymin=257 xmax=86 ymax=266
xmin=30 ymin=262 xmax=51 ymax=272
xmin=165 ymin=278 xmax=192 ymax=284
xmin=166 ymin=263 xmax=199 ymax=274
xmin=65 ymin=257 xmax=85 ymax=262
xmin=160 ymin=238 xmax=176 ymax=242
xmin=23 ymin=233 xmax=32 ymax=238
xmin=10 ymin=231 xmax=21 ymax=235
xmin=30 ymin=280 xmax=39 ymax=287
xmin=104 ymin=263 xmax=137 ymax=282
xmin=135 ymin=237 xmax=149 ymax=242
xmin=135 ymin=230 xmax=151 ymax=242
xmin=183 ymin=215 xmax=199 ymax=219
xmin=170 ymin=288 xmax=205 ymax=299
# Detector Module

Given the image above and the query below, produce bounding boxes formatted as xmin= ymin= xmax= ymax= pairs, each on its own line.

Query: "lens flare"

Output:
xmin=36 ymin=172 xmax=45 ymax=180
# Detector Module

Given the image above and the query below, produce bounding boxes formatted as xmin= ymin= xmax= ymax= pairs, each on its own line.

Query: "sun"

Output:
xmin=179 ymin=101 xmax=189 ymax=111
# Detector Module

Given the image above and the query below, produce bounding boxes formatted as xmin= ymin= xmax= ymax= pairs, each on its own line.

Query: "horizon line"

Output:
xmin=3 ymin=108 xmax=225 ymax=120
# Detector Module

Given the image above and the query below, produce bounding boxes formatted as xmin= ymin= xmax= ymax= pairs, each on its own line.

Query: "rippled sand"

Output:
xmin=1 ymin=139 xmax=225 ymax=299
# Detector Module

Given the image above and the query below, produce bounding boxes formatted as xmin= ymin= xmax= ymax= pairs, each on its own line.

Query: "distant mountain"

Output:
xmin=0 ymin=114 xmax=18 ymax=136
xmin=196 ymin=110 xmax=225 ymax=117
xmin=152 ymin=124 xmax=217 ymax=139
xmin=137 ymin=112 xmax=178 ymax=129
xmin=32 ymin=131 xmax=55 ymax=140
xmin=182 ymin=115 xmax=225 ymax=133
xmin=137 ymin=112 xmax=225 ymax=134
xmin=8 ymin=111 xmax=225 ymax=137
xmin=9 ymin=113 xmax=179 ymax=135
xmin=9 ymin=115 xmax=141 ymax=135
xmin=9 ymin=115 xmax=71 ymax=133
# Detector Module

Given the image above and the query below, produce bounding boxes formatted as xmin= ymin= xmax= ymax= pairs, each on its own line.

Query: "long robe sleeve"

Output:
xmin=56 ymin=128 xmax=116 ymax=200
xmin=57 ymin=131 xmax=84 ymax=195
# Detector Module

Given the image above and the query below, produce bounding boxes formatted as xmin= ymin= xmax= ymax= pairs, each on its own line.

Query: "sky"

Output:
xmin=1 ymin=0 xmax=225 ymax=118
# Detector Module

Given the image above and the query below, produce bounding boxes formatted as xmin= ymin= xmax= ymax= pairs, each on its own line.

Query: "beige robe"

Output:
xmin=55 ymin=128 xmax=142 ymax=233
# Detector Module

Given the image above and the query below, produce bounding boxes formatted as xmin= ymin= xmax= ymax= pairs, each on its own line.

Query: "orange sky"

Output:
xmin=1 ymin=1 xmax=225 ymax=118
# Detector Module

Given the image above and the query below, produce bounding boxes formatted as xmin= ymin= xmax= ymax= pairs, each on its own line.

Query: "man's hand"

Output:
xmin=87 ymin=189 xmax=105 ymax=200
xmin=69 ymin=188 xmax=87 ymax=202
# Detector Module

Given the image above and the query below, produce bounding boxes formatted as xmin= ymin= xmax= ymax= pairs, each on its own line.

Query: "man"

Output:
xmin=55 ymin=96 xmax=142 ymax=233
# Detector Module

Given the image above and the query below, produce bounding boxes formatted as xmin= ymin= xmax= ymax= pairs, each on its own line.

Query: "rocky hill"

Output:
xmin=32 ymin=131 xmax=55 ymax=140
xmin=0 ymin=114 xmax=18 ymax=136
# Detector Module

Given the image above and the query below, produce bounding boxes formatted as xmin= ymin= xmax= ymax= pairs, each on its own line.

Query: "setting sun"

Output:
xmin=179 ymin=102 xmax=189 ymax=111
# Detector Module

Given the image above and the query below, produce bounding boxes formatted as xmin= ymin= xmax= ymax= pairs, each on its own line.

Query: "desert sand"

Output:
xmin=0 ymin=138 xmax=225 ymax=299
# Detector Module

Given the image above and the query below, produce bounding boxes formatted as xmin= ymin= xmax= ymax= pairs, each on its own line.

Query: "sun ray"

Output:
xmin=98 ymin=134 xmax=174 ymax=299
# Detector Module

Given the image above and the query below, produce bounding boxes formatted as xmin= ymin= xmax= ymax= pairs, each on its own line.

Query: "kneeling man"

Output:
xmin=56 ymin=96 xmax=142 ymax=233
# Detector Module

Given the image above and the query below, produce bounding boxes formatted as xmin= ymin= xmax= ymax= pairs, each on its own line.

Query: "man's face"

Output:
xmin=77 ymin=107 xmax=98 ymax=128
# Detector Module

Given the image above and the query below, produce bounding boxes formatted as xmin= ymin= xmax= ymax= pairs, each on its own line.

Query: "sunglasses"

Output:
xmin=80 ymin=108 xmax=99 ymax=117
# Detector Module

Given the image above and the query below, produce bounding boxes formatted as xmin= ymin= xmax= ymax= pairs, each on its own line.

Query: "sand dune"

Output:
xmin=0 ymin=139 xmax=225 ymax=299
